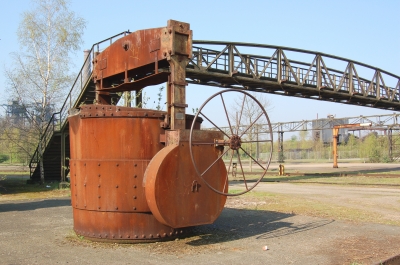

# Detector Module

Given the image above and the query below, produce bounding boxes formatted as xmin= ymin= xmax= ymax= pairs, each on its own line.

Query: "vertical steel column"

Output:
xmin=348 ymin=62 xmax=354 ymax=94
xmin=277 ymin=49 xmax=282 ymax=83
xmin=165 ymin=20 xmax=192 ymax=130
xmin=388 ymin=128 xmax=393 ymax=161
xmin=278 ymin=131 xmax=284 ymax=163
xmin=228 ymin=45 xmax=234 ymax=77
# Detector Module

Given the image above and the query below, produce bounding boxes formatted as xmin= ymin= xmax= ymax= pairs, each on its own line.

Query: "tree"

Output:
xmin=4 ymin=0 xmax=86 ymax=183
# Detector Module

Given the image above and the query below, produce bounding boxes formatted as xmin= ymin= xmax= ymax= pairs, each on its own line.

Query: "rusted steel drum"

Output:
xmin=144 ymin=130 xmax=227 ymax=228
xmin=68 ymin=105 xmax=199 ymax=242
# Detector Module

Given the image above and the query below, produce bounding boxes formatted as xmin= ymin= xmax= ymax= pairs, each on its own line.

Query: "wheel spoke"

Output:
xmin=240 ymin=112 xmax=263 ymax=138
xmin=200 ymin=146 xmax=230 ymax=177
xmin=236 ymin=150 xmax=248 ymax=190
xmin=236 ymin=94 xmax=247 ymax=134
xmin=199 ymin=111 xmax=230 ymax=138
xmin=220 ymin=93 xmax=234 ymax=135
xmin=240 ymin=139 xmax=272 ymax=144
xmin=223 ymin=149 xmax=235 ymax=193
xmin=239 ymin=146 xmax=266 ymax=171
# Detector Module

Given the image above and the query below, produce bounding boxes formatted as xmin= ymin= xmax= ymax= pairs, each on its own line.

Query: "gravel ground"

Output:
xmin=0 ymin=163 xmax=399 ymax=264
xmin=0 ymin=195 xmax=399 ymax=265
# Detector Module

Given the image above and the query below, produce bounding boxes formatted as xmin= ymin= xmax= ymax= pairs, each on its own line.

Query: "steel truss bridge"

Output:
xmin=28 ymin=29 xmax=400 ymax=181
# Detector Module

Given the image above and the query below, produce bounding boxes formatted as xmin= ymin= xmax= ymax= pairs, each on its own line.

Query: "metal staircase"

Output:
xmin=29 ymin=32 xmax=130 ymax=182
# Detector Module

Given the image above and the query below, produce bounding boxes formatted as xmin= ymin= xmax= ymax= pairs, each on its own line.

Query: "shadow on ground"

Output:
xmin=0 ymin=198 xmax=71 ymax=212
xmin=187 ymin=207 xmax=334 ymax=246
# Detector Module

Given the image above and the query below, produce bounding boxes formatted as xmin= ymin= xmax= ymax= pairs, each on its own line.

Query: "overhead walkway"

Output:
xmin=29 ymin=35 xmax=400 ymax=182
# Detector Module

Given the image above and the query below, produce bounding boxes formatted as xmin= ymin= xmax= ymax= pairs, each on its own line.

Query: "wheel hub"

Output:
xmin=229 ymin=135 xmax=241 ymax=150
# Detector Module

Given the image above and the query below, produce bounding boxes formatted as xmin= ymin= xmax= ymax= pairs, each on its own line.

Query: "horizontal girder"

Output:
xmin=188 ymin=41 xmax=400 ymax=111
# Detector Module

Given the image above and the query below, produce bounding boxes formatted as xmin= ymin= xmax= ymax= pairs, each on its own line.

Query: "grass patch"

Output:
xmin=261 ymin=174 xmax=400 ymax=186
xmin=233 ymin=190 xmax=400 ymax=226
xmin=0 ymin=176 xmax=70 ymax=201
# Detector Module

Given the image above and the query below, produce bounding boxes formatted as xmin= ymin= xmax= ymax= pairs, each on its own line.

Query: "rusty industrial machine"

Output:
xmin=68 ymin=20 xmax=273 ymax=242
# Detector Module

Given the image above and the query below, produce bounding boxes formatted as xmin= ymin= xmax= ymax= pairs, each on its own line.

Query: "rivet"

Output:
xmin=84 ymin=183 xmax=86 ymax=187
xmin=99 ymin=234 xmax=102 ymax=238
xmin=98 ymin=206 xmax=101 ymax=209
xmin=98 ymin=196 xmax=101 ymax=198
xmin=116 ymin=185 xmax=118 ymax=188
xmin=157 ymin=233 xmax=160 ymax=237
xmin=134 ymin=235 xmax=138 ymax=238
xmin=98 ymin=174 xmax=101 ymax=177
xmin=98 ymin=184 xmax=101 ymax=187
xmin=180 ymin=230 xmax=183 ymax=234
xmin=133 ymin=185 xmax=137 ymax=188
xmin=112 ymin=235 xmax=115 ymax=238
xmin=134 ymin=175 xmax=137 ymax=178
xmin=163 ymin=233 xmax=166 ymax=237
xmin=84 ymin=163 xmax=86 ymax=166
xmin=105 ymin=234 xmax=108 ymax=238
xmin=127 ymin=235 xmax=130 ymax=238
xmin=133 ymin=207 xmax=136 ymax=210
xmin=98 ymin=163 xmax=100 ymax=166
xmin=93 ymin=233 xmax=95 ymax=236
xmin=116 ymin=163 xmax=119 ymax=167
xmin=133 ymin=196 xmax=137 ymax=199
xmin=175 ymin=231 xmax=178 ymax=235
xmin=149 ymin=234 xmax=153 ymax=238
xmin=84 ymin=205 xmax=87 ymax=208
xmin=169 ymin=232 xmax=173 ymax=236
xmin=115 ymin=207 xmax=118 ymax=210
xmin=134 ymin=164 xmax=137 ymax=167
xmin=119 ymin=235 xmax=122 ymax=238
xmin=142 ymin=235 xmax=146 ymax=238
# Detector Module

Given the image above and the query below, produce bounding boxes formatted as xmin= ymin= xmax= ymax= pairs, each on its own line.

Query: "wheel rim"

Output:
xmin=189 ymin=89 xmax=273 ymax=196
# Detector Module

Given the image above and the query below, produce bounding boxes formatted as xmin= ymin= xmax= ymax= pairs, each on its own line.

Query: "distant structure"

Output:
xmin=312 ymin=115 xmax=349 ymax=144
xmin=5 ymin=100 xmax=54 ymax=125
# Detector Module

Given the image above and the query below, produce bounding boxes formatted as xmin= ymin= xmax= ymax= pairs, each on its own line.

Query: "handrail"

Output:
xmin=29 ymin=31 xmax=131 ymax=178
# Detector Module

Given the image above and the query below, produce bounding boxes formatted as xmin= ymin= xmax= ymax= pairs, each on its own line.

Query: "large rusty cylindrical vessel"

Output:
xmin=68 ymin=105 xmax=190 ymax=242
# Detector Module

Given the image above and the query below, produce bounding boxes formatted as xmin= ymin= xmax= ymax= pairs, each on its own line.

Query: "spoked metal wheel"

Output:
xmin=189 ymin=89 xmax=273 ymax=196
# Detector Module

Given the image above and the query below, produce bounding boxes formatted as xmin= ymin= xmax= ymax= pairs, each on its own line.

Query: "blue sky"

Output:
xmin=1 ymin=0 xmax=399 ymax=125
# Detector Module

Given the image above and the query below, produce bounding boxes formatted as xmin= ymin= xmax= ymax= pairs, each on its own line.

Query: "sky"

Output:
xmin=1 ymin=0 xmax=399 ymax=127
